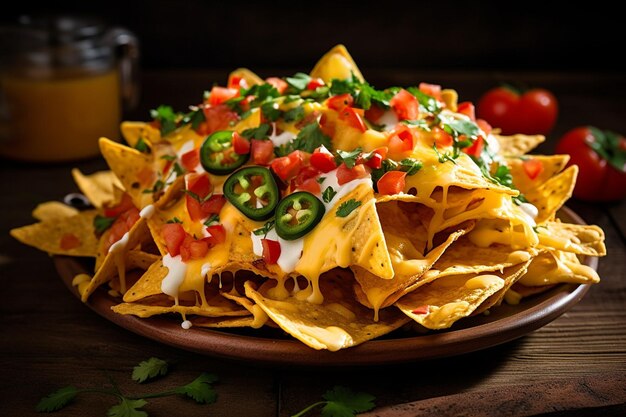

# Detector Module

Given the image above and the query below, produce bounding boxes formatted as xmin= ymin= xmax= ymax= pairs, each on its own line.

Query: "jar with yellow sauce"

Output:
xmin=0 ymin=16 xmax=139 ymax=162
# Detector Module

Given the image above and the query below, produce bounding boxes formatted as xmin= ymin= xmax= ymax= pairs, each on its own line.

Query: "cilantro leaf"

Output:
xmin=150 ymin=105 xmax=177 ymax=136
xmin=336 ymin=199 xmax=361 ymax=218
xmin=36 ymin=386 xmax=78 ymax=412
xmin=181 ymin=108 xmax=205 ymax=129
xmin=322 ymin=186 xmax=337 ymax=203
xmin=335 ymin=148 xmax=361 ymax=169
xmin=261 ymin=101 xmax=282 ymax=121
xmin=166 ymin=217 xmax=182 ymax=224
xmin=134 ymin=137 xmax=150 ymax=153
xmin=283 ymin=106 xmax=305 ymax=123
xmin=407 ymin=87 xmax=442 ymax=114
xmin=399 ymin=158 xmax=423 ymax=176
xmin=132 ymin=357 xmax=169 ymax=383
xmin=175 ymin=373 xmax=218 ymax=404
xmin=437 ymin=112 xmax=480 ymax=138
xmin=241 ymin=124 xmax=271 ymax=140
xmin=286 ymin=73 xmax=312 ymax=93
xmin=321 ymin=386 xmax=376 ymax=417
xmin=107 ymin=398 xmax=147 ymax=417
xmin=94 ymin=215 xmax=116 ymax=234
xmin=253 ymin=220 xmax=275 ymax=236
xmin=203 ymin=214 xmax=220 ymax=226
xmin=244 ymin=83 xmax=281 ymax=106
xmin=275 ymin=123 xmax=332 ymax=156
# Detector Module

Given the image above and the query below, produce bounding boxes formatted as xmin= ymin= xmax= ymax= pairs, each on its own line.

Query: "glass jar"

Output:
xmin=0 ymin=15 xmax=139 ymax=162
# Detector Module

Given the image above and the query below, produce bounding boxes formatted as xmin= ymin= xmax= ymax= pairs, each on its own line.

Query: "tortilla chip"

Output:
xmin=228 ymin=68 xmax=264 ymax=88
xmin=72 ymin=168 xmax=124 ymax=208
xmin=112 ymin=294 xmax=250 ymax=318
xmin=517 ymin=249 xmax=600 ymax=287
xmin=126 ymin=250 xmax=160 ymax=270
xmin=310 ymin=44 xmax=364 ymax=83
xmin=32 ymin=201 xmax=79 ymax=222
xmin=472 ymin=260 xmax=533 ymax=314
xmin=506 ymin=154 xmax=570 ymax=195
xmin=191 ymin=315 xmax=256 ymax=328
xmin=244 ymin=271 xmax=409 ymax=351
xmin=123 ymin=259 xmax=168 ymax=302
xmin=220 ymin=291 xmax=269 ymax=328
xmin=120 ymin=121 xmax=161 ymax=149
xmin=537 ymin=221 xmax=606 ymax=256
xmin=494 ymin=133 xmax=545 ymax=156
xmin=396 ymin=272 xmax=507 ymax=330
xmin=11 ymin=210 xmax=99 ymax=257
xmin=525 ymin=165 xmax=578 ymax=223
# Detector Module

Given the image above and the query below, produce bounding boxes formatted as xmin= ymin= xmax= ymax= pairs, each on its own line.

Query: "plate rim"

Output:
xmin=54 ymin=206 xmax=598 ymax=367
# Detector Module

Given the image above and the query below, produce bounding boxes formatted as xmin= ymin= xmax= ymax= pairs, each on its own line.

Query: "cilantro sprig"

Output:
xmin=275 ymin=123 xmax=332 ymax=156
xmin=336 ymin=199 xmax=361 ymax=218
xmin=93 ymin=214 xmax=116 ymax=234
xmin=291 ymin=386 xmax=376 ymax=417
xmin=36 ymin=358 xmax=218 ymax=415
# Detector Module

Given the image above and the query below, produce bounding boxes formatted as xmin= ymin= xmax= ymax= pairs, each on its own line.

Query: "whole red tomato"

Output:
xmin=477 ymin=87 xmax=558 ymax=135
xmin=555 ymin=126 xmax=626 ymax=201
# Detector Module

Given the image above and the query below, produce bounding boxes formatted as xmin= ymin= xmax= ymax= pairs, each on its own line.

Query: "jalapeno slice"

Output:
xmin=223 ymin=166 xmax=279 ymax=221
xmin=275 ymin=192 xmax=325 ymax=240
xmin=200 ymin=130 xmax=249 ymax=175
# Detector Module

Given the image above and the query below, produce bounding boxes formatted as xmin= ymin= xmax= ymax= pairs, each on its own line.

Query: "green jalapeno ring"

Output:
xmin=223 ymin=166 xmax=279 ymax=221
xmin=200 ymin=130 xmax=249 ymax=175
xmin=275 ymin=191 xmax=325 ymax=240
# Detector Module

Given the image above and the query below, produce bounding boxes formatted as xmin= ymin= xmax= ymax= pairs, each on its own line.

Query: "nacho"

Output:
xmin=31 ymin=201 xmax=79 ymax=222
xmin=494 ymin=133 xmax=545 ymax=157
xmin=71 ymin=168 xmax=124 ymax=208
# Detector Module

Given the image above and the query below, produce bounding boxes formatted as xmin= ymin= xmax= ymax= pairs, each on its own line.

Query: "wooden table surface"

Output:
xmin=1 ymin=69 xmax=625 ymax=416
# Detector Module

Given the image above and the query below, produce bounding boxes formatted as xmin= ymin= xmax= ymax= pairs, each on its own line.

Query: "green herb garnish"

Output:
xmin=336 ymin=199 xmax=361 ymax=218
xmin=290 ymin=385 xmax=375 ymax=417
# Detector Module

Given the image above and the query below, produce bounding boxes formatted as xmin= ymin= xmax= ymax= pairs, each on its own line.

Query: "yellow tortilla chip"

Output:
xmin=396 ymin=272 xmax=507 ymax=330
xmin=72 ymin=168 xmax=124 ymax=208
xmin=11 ymin=210 xmax=99 ymax=257
xmin=537 ymin=221 xmax=606 ymax=256
xmin=112 ymin=295 xmax=250 ymax=318
xmin=310 ymin=44 xmax=364 ymax=83
xmin=31 ymin=201 xmax=78 ymax=222
xmin=244 ymin=271 xmax=409 ymax=351
xmin=525 ymin=165 xmax=578 ymax=223
xmin=472 ymin=260 xmax=532 ymax=314
xmin=120 ymin=121 xmax=161 ymax=148
xmin=517 ymin=249 xmax=600 ymax=287
xmin=123 ymin=259 xmax=168 ymax=302
xmin=494 ymin=133 xmax=545 ymax=156
xmin=191 ymin=315 xmax=256 ymax=328
xmin=506 ymin=154 xmax=570 ymax=195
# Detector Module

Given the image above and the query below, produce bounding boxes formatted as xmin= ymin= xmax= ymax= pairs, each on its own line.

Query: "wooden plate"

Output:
xmin=54 ymin=206 xmax=597 ymax=367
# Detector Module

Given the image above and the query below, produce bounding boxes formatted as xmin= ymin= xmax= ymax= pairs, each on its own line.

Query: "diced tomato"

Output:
xmin=181 ymin=148 xmax=200 ymax=171
xmin=419 ymin=82 xmax=442 ymax=100
xmin=307 ymin=78 xmax=325 ymax=90
xmin=310 ymin=147 xmax=337 ymax=173
xmin=411 ymin=305 xmax=430 ymax=315
xmin=359 ymin=147 xmax=387 ymax=169
xmin=336 ymin=163 xmax=368 ymax=185
xmin=201 ymin=194 xmax=226 ymax=216
xmin=327 ymin=94 xmax=354 ymax=111
xmin=60 ymin=233 xmax=81 ymax=250
xmin=122 ymin=207 xmax=140 ymax=229
xmin=457 ymin=102 xmax=476 ymax=120
xmin=388 ymin=126 xmax=415 ymax=154
xmin=432 ymin=126 xmax=453 ymax=148
xmin=161 ymin=223 xmax=186 ymax=257
xmin=377 ymin=171 xmax=407 ymax=195
xmin=227 ymin=75 xmax=248 ymax=90
xmin=463 ymin=136 xmax=484 ymax=158
xmin=104 ymin=193 xmax=135 ymax=217
xmin=319 ymin=113 xmax=336 ymax=137
xmin=185 ymin=173 xmax=213 ymax=221
xmin=137 ymin=167 xmax=156 ymax=186
xmin=250 ymin=139 xmax=274 ymax=165
xmin=208 ymin=86 xmax=239 ymax=106
xmin=476 ymin=118 xmax=492 ymax=135
xmin=205 ymin=224 xmax=226 ymax=245
xmin=365 ymin=104 xmax=385 ymax=123
xmin=188 ymin=238 xmax=209 ymax=260
xmin=523 ymin=158 xmax=544 ymax=180
xmin=200 ymin=104 xmax=239 ymax=135
xmin=390 ymin=89 xmax=419 ymax=121
xmin=261 ymin=239 xmax=281 ymax=264
xmin=292 ymin=166 xmax=321 ymax=193
xmin=296 ymin=177 xmax=321 ymax=194
xmin=266 ymin=77 xmax=288 ymax=94
xmin=271 ymin=150 xmax=305 ymax=181
xmin=338 ymin=106 xmax=367 ymax=132
xmin=232 ymin=132 xmax=251 ymax=155
xmin=162 ymin=159 xmax=174 ymax=175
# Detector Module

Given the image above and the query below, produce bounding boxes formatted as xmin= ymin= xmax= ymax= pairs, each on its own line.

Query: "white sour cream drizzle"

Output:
xmin=318 ymin=168 xmax=372 ymax=212
xmin=181 ymin=320 xmax=192 ymax=330
xmin=139 ymin=204 xmax=155 ymax=219
xmin=269 ymin=123 xmax=296 ymax=147
xmin=376 ymin=110 xmax=399 ymax=130
xmin=161 ymin=254 xmax=188 ymax=300
xmin=518 ymin=202 xmax=539 ymax=227
xmin=108 ymin=231 xmax=129 ymax=254
xmin=251 ymin=228 xmax=304 ymax=273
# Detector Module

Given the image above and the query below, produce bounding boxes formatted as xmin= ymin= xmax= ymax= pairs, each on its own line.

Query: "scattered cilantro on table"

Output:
xmin=291 ymin=386 xmax=376 ymax=417
xmin=36 ymin=358 xmax=218 ymax=415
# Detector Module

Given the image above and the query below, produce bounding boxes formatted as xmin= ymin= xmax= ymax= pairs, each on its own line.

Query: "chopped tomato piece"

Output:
xmin=104 ymin=193 xmax=135 ymax=217
xmin=457 ymin=102 xmax=476 ymax=120
xmin=200 ymin=104 xmax=239 ymax=135
xmin=388 ymin=126 xmax=415 ymax=154
xmin=251 ymin=139 xmax=274 ymax=165
xmin=463 ymin=136 xmax=484 ymax=158
xmin=523 ymin=158 xmax=544 ymax=180
xmin=161 ymin=223 xmax=186 ymax=257
xmin=476 ymin=118 xmax=493 ymax=135
xmin=271 ymin=150 xmax=305 ymax=181
xmin=390 ymin=89 xmax=419 ymax=121
xmin=319 ymin=113 xmax=336 ymax=137
xmin=137 ymin=167 xmax=156 ymax=186
xmin=411 ymin=305 xmax=430 ymax=315
xmin=60 ymin=233 xmax=80 ymax=250
xmin=365 ymin=104 xmax=385 ymax=123
xmin=307 ymin=78 xmax=325 ymax=90
xmin=377 ymin=171 xmax=407 ymax=195
xmin=296 ymin=177 xmax=321 ymax=194
xmin=338 ymin=106 xmax=367 ymax=132
xmin=310 ymin=147 xmax=337 ymax=173
xmin=432 ymin=126 xmax=453 ymax=148
xmin=227 ymin=75 xmax=248 ymax=90
xmin=336 ymin=163 xmax=368 ymax=185
xmin=208 ymin=86 xmax=239 ymax=106
xmin=232 ymin=132 xmax=251 ymax=155
xmin=202 ymin=194 xmax=226 ymax=216
xmin=359 ymin=147 xmax=388 ymax=169
xmin=108 ymin=219 xmax=128 ymax=249
xmin=261 ymin=239 xmax=281 ymax=264
xmin=418 ymin=82 xmax=442 ymax=100
xmin=181 ymin=148 xmax=200 ymax=171
xmin=122 ymin=207 xmax=140 ymax=229
xmin=292 ymin=166 xmax=321 ymax=193
xmin=205 ymin=224 xmax=226 ymax=245
xmin=185 ymin=173 xmax=213 ymax=221
xmin=265 ymin=77 xmax=288 ymax=94
xmin=327 ymin=94 xmax=354 ymax=111
xmin=187 ymin=238 xmax=209 ymax=260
